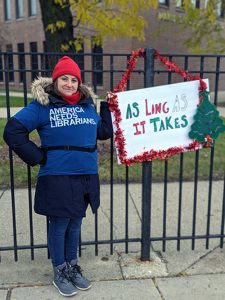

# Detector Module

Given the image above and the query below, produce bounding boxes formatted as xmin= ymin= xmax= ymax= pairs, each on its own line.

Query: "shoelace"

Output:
xmin=71 ymin=264 xmax=83 ymax=278
xmin=58 ymin=267 xmax=70 ymax=283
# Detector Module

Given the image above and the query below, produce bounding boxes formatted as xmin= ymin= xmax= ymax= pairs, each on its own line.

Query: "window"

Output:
xmin=195 ymin=0 xmax=200 ymax=9
xmin=4 ymin=0 xmax=11 ymax=21
xmin=17 ymin=43 xmax=25 ymax=82
xmin=205 ymin=0 xmax=224 ymax=17
xmin=92 ymin=43 xmax=103 ymax=86
xmin=159 ymin=0 xmax=169 ymax=6
xmin=221 ymin=1 xmax=225 ymax=17
xmin=176 ymin=0 xmax=199 ymax=8
xmin=16 ymin=0 xmax=24 ymax=19
xmin=30 ymin=42 xmax=38 ymax=80
xmin=28 ymin=0 xmax=37 ymax=16
xmin=176 ymin=0 xmax=182 ymax=7
xmin=6 ymin=44 xmax=14 ymax=82
xmin=216 ymin=0 xmax=225 ymax=17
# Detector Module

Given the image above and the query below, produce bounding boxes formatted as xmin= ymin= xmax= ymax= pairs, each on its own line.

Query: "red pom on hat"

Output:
xmin=52 ymin=56 xmax=81 ymax=83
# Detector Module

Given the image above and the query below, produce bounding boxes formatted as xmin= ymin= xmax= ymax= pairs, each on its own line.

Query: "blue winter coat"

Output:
xmin=3 ymin=77 xmax=113 ymax=218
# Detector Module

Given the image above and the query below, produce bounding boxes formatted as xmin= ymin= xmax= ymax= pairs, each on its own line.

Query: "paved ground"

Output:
xmin=1 ymin=182 xmax=225 ymax=299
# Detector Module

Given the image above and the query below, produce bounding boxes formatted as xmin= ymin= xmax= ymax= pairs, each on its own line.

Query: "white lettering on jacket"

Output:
xmin=49 ymin=107 xmax=96 ymax=128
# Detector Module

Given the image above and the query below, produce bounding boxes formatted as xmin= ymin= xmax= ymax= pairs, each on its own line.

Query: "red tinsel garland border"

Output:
xmin=107 ymin=49 xmax=207 ymax=166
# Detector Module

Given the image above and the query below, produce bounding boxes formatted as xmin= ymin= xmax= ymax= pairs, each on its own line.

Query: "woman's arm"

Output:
xmin=4 ymin=117 xmax=46 ymax=166
xmin=97 ymin=102 xmax=113 ymax=140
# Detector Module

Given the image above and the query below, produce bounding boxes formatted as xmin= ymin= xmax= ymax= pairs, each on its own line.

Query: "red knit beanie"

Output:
xmin=52 ymin=56 xmax=81 ymax=83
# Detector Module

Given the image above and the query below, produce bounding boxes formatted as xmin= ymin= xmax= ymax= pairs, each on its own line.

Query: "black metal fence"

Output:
xmin=0 ymin=49 xmax=225 ymax=262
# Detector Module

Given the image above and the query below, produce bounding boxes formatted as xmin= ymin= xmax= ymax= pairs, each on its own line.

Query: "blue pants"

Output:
xmin=48 ymin=216 xmax=83 ymax=267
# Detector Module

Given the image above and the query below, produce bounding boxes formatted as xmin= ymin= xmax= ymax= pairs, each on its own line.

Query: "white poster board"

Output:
xmin=111 ymin=79 xmax=209 ymax=164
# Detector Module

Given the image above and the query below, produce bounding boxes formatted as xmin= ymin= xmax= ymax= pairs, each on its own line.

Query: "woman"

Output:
xmin=3 ymin=56 xmax=113 ymax=297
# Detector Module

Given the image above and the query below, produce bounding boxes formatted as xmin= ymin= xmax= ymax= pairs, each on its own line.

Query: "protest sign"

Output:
xmin=111 ymin=79 xmax=209 ymax=164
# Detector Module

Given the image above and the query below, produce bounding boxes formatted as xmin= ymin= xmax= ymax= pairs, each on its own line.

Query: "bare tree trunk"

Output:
xmin=39 ymin=0 xmax=74 ymax=54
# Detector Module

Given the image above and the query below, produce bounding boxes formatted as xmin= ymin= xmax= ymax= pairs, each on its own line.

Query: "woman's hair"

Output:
xmin=79 ymin=84 xmax=95 ymax=99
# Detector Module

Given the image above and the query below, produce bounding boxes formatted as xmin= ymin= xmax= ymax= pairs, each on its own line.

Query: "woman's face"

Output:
xmin=57 ymin=75 xmax=79 ymax=96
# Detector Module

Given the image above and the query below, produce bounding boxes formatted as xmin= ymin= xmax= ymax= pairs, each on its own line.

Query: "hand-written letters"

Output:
xmin=125 ymin=94 xmax=188 ymax=135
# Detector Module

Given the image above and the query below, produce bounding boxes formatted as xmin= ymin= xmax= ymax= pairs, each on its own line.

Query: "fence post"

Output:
xmin=141 ymin=48 xmax=155 ymax=261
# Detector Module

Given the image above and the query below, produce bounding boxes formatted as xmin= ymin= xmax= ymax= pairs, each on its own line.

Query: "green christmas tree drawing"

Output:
xmin=189 ymin=90 xmax=225 ymax=146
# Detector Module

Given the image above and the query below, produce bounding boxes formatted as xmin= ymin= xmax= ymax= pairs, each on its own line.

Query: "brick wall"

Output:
xmin=0 ymin=1 xmax=224 ymax=96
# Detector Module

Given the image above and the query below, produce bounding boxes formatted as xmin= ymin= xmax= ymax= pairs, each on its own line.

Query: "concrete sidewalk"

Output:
xmin=1 ymin=91 xmax=225 ymax=299
xmin=1 ymin=182 xmax=225 ymax=299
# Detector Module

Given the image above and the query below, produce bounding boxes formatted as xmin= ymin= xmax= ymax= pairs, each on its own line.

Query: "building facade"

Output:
xmin=0 ymin=0 xmax=225 ymax=96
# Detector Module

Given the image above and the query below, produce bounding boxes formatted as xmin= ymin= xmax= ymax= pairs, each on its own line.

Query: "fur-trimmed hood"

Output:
xmin=31 ymin=77 xmax=97 ymax=106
